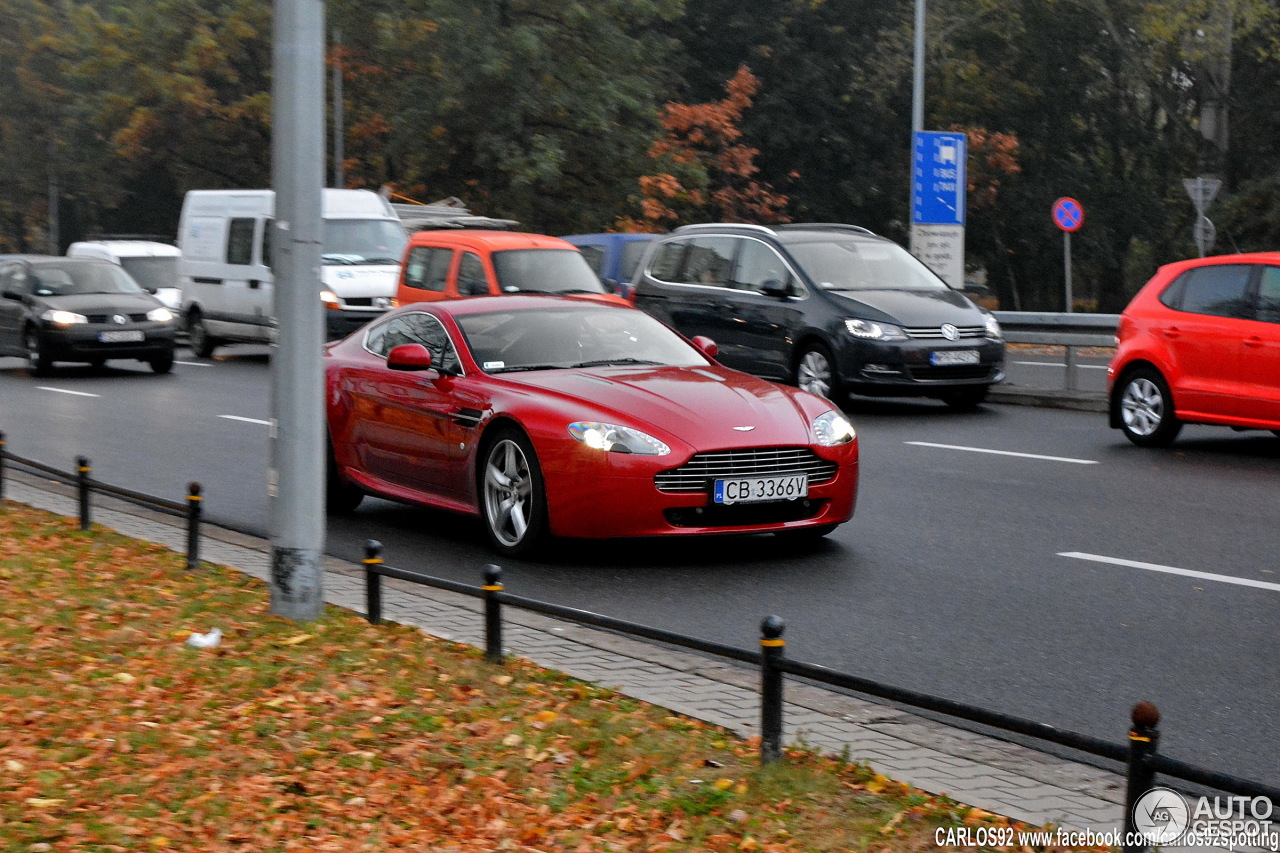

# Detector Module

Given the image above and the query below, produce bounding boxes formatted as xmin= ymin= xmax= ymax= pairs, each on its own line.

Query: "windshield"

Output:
xmin=456 ymin=305 xmax=709 ymax=374
xmin=322 ymin=219 xmax=408 ymax=265
xmin=119 ymin=256 xmax=177 ymax=292
xmin=30 ymin=261 xmax=145 ymax=296
xmin=491 ymin=249 xmax=608 ymax=295
xmin=785 ymin=237 xmax=950 ymax=292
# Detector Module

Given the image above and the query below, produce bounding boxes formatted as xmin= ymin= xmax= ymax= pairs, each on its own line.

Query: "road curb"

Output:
xmin=989 ymin=385 xmax=1108 ymax=413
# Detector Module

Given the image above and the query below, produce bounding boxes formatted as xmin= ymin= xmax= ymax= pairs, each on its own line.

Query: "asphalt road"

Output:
xmin=3 ymin=345 xmax=1278 ymax=787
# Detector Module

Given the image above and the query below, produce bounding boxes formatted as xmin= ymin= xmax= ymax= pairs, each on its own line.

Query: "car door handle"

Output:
xmin=249 ymin=280 xmax=261 ymax=290
xmin=1162 ymin=327 xmax=1181 ymax=339
xmin=1244 ymin=336 xmax=1264 ymax=348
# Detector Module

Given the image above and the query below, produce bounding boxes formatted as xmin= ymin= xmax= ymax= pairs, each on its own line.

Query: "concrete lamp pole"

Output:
xmin=269 ymin=0 xmax=328 ymax=621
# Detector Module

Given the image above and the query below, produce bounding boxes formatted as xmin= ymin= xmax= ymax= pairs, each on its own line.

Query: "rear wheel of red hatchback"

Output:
xmin=1117 ymin=367 xmax=1183 ymax=447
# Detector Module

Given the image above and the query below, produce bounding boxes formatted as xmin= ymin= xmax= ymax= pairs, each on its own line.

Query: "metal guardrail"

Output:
xmin=994 ymin=312 xmax=1120 ymax=391
xmin=359 ymin=540 xmax=1280 ymax=852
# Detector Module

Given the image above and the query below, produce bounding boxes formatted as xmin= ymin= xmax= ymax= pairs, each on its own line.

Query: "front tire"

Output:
xmin=480 ymin=428 xmax=548 ymax=558
xmin=794 ymin=343 xmax=844 ymax=403
xmin=25 ymin=327 xmax=53 ymax=377
xmin=326 ymin=438 xmax=364 ymax=514
xmin=187 ymin=309 xmax=218 ymax=359
xmin=1117 ymin=368 xmax=1182 ymax=447
xmin=149 ymin=350 xmax=175 ymax=374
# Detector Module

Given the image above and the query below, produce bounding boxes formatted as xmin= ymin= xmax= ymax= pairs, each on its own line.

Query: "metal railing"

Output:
xmin=359 ymin=540 xmax=1280 ymax=853
xmin=995 ymin=312 xmax=1119 ymax=391
xmin=0 ymin=431 xmax=204 ymax=570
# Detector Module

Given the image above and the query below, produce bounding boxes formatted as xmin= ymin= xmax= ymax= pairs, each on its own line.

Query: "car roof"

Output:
xmin=407 ymin=230 xmax=577 ymax=251
xmin=24 ymin=256 xmax=117 ymax=266
xmin=670 ymin=222 xmax=882 ymax=243
xmin=395 ymin=294 xmax=629 ymax=318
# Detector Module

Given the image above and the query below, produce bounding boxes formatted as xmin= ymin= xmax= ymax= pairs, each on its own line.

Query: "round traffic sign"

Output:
xmin=1052 ymin=197 xmax=1085 ymax=232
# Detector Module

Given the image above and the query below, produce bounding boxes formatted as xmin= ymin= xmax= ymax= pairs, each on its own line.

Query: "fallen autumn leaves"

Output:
xmin=0 ymin=503 xmax=1107 ymax=852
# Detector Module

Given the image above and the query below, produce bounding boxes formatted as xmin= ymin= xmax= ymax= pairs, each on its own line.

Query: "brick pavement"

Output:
xmin=3 ymin=470 xmax=1252 ymax=849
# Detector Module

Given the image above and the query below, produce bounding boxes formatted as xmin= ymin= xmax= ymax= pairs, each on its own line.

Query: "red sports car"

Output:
xmin=324 ymin=296 xmax=859 ymax=556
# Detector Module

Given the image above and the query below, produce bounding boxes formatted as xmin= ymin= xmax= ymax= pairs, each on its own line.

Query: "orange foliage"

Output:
xmin=624 ymin=66 xmax=790 ymax=229
xmin=955 ymin=126 xmax=1021 ymax=211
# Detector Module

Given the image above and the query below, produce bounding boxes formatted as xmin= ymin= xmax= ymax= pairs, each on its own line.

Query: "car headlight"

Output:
xmin=568 ymin=422 xmax=670 ymax=456
xmin=812 ymin=410 xmax=856 ymax=446
xmin=41 ymin=309 xmax=88 ymax=325
xmin=146 ymin=307 xmax=174 ymax=322
xmin=844 ymin=318 xmax=907 ymax=340
xmin=983 ymin=313 xmax=1002 ymax=340
xmin=320 ymin=289 xmax=341 ymax=309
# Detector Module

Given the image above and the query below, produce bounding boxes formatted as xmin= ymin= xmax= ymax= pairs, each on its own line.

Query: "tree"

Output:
xmin=620 ymin=65 xmax=789 ymax=231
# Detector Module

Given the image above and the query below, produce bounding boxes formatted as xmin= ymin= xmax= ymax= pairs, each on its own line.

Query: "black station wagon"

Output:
xmin=631 ymin=223 xmax=1005 ymax=409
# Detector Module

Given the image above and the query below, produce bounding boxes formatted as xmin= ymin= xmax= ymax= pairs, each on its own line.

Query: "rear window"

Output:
xmin=491 ymin=249 xmax=606 ymax=295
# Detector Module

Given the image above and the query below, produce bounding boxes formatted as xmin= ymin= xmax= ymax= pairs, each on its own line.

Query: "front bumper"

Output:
xmin=541 ymin=441 xmax=859 ymax=539
xmin=326 ymin=308 xmax=389 ymax=342
xmin=838 ymin=337 xmax=1005 ymax=395
xmin=40 ymin=322 xmax=176 ymax=361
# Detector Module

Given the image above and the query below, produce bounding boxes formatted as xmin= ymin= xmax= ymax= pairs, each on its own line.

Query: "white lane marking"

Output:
xmin=1059 ymin=552 xmax=1280 ymax=593
xmin=175 ymin=360 xmax=212 ymax=367
xmin=905 ymin=441 xmax=1099 ymax=465
xmin=1013 ymin=360 xmax=1108 ymax=369
xmin=37 ymin=386 xmax=100 ymax=398
xmin=219 ymin=415 xmax=270 ymax=426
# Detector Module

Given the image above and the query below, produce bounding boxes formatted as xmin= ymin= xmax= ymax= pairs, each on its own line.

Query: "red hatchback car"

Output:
xmin=324 ymin=296 xmax=859 ymax=556
xmin=1108 ymin=252 xmax=1280 ymax=446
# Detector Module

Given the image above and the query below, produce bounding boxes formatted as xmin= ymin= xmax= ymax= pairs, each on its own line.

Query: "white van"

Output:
xmin=66 ymin=237 xmax=182 ymax=312
xmin=177 ymin=188 xmax=406 ymax=356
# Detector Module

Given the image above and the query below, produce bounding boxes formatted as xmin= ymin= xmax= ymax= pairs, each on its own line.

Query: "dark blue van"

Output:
xmin=560 ymin=233 xmax=658 ymax=299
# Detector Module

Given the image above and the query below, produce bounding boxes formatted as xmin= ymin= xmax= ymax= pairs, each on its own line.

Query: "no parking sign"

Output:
xmin=1052 ymin=197 xmax=1085 ymax=232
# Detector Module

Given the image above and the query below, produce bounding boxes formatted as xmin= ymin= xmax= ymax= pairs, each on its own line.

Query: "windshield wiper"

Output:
xmin=571 ymin=358 xmax=662 ymax=368
xmin=321 ymin=254 xmax=358 ymax=265
xmin=360 ymin=257 xmax=401 ymax=265
xmin=553 ymin=288 xmax=605 ymax=295
xmin=489 ymin=364 xmax=564 ymax=374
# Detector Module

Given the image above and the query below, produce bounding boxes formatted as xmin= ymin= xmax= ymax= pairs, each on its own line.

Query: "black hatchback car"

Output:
xmin=632 ymin=224 xmax=1004 ymax=408
xmin=0 ymin=255 xmax=178 ymax=375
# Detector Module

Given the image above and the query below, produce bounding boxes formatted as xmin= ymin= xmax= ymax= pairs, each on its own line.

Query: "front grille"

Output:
xmin=665 ymin=500 xmax=825 ymax=528
xmin=905 ymin=364 xmax=994 ymax=381
xmin=901 ymin=325 xmax=985 ymax=339
xmin=656 ymin=447 xmax=838 ymax=494
xmin=85 ymin=313 xmax=148 ymax=324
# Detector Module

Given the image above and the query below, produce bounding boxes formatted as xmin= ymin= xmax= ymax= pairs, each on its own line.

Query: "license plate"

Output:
xmin=713 ymin=473 xmax=808 ymax=505
xmin=930 ymin=349 xmax=979 ymax=366
xmin=98 ymin=330 xmax=144 ymax=343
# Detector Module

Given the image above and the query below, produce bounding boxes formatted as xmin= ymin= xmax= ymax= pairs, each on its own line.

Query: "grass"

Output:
xmin=0 ymin=501 xmax=1107 ymax=852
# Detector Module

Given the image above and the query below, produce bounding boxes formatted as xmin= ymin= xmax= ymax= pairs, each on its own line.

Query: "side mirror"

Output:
xmin=692 ymin=335 xmax=719 ymax=358
xmin=760 ymin=278 xmax=792 ymax=299
xmin=601 ymin=277 xmax=619 ymax=294
xmin=386 ymin=343 xmax=433 ymax=371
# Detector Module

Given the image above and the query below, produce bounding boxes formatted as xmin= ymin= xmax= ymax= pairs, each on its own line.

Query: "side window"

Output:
xmin=403 ymin=247 xmax=453 ymax=292
xmin=401 ymin=313 xmax=461 ymax=373
xmin=457 ymin=252 xmax=489 ymax=296
xmin=1178 ymin=264 xmax=1252 ymax=319
xmin=679 ymin=236 xmax=736 ymax=287
xmin=1158 ymin=273 xmax=1187 ymax=309
xmin=226 ymin=218 xmax=256 ymax=265
xmin=578 ymin=245 xmax=605 ymax=275
xmin=1257 ymin=266 xmax=1280 ymax=324
xmin=732 ymin=239 xmax=792 ymax=293
xmin=648 ymin=241 xmax=687 ymax=281
xmin=261 ymin=219 xmax=273 ymax=268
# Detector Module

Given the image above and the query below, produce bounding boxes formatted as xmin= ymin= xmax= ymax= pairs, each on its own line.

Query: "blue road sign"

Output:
xmin=1052 ymin=197 xmax=1084 ymax=232
xmin=912 ymin=132 xmax=967 ymax=226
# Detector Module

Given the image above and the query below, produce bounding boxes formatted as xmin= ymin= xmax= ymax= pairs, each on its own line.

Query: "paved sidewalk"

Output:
xmin=0 ymin=471 xmax=1146 ymax=837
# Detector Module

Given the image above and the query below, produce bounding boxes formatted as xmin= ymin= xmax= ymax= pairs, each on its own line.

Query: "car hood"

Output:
xmin=508 ymin=365 xmax=820 ymax=447
xmin=32 ymin=292 xmax=162 ymax=314
xmin=829 ymin=287 xmax=982 ymax=325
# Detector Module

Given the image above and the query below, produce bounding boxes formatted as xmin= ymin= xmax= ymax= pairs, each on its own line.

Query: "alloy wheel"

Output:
xmin=1120 ymin=376 xmax=1164 ymax=437
xmin=797 ymin=350 xmax=833 ymax=399
xmin=483 ymin=438 xmax=534 ymax=548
